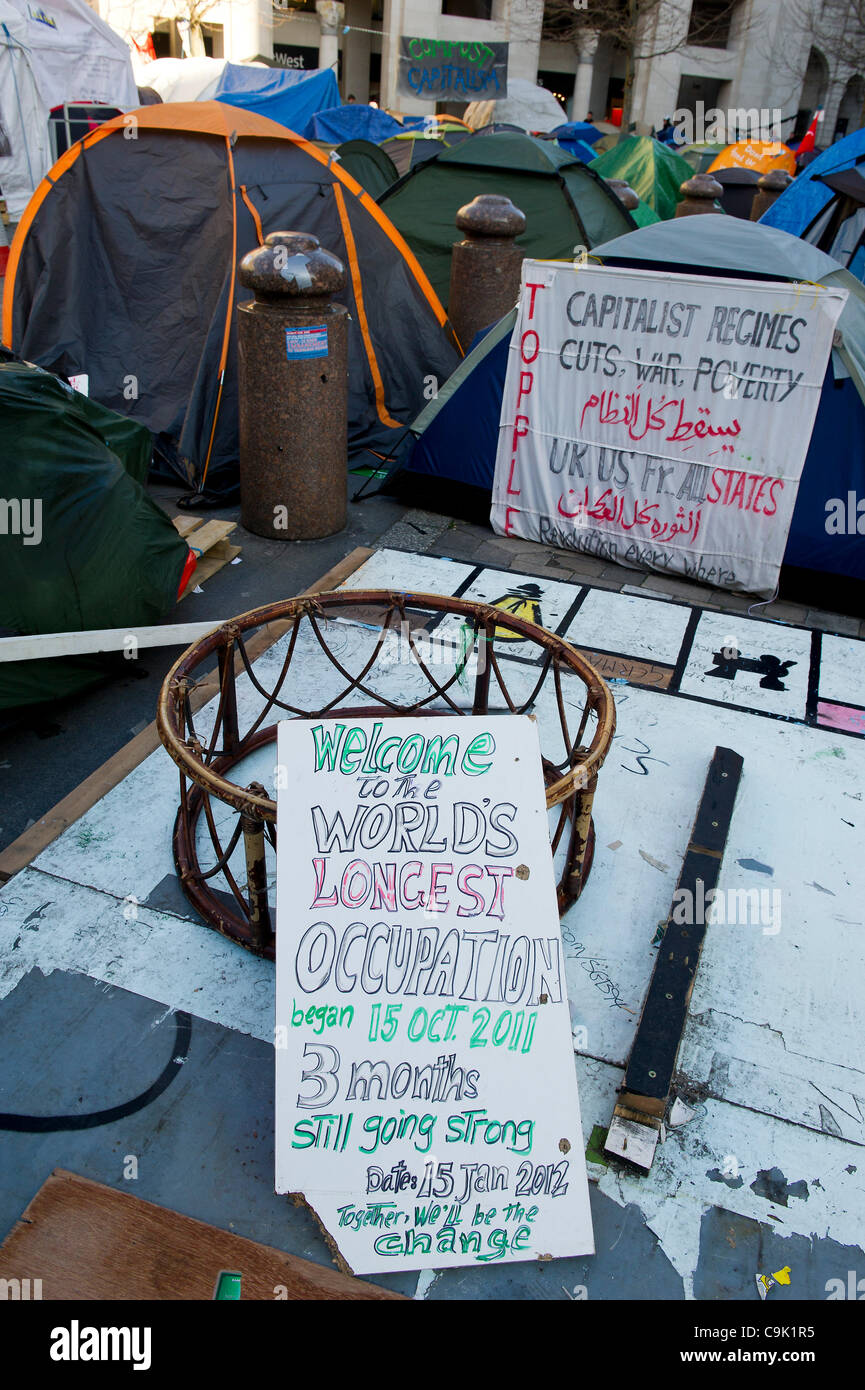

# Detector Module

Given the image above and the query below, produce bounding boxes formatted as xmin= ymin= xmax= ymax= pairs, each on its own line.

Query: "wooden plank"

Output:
xmin=0 ymin=621 xmax=228 ymax=663
xmin=0 ymin=545 xmax=374 ymax=882
xmin=183 ymin=519 xmax=236 ymax=555
xmin=0 ymin=1170 xmax=404 ymax=1300
xmin=606 ymin=746 xmax=744 ymax=1169
xmin=172 ymin=515 xmax=204 ymax=539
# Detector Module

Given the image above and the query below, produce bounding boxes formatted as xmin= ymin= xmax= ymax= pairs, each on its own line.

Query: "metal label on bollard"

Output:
xmin=285 ymin=325 xmax=328 ymax=360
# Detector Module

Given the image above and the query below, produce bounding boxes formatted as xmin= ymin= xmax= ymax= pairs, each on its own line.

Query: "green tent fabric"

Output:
xmin=335 ymin=139 xmax=399 ymax=198
xmin=590 ymin=136 xmax=693 ymax=220
xmin=0 ymin=356 xmax=188 ymax=709
xmin=377 ymin=131 xmax=636 ymax=308
xmin=379 ymin=130 xmax=473 ymax=179
xmin=626 ymin=197 xmax=661 ymax=228
xmin=679 ymin=141 xmax=728 ymax=174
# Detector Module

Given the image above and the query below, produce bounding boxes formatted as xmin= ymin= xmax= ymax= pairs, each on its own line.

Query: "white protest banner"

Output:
xmin=274 ymin=714 xmax=594 ymax=1275
xmin=491 ymin=261 xmax=847 ymax=597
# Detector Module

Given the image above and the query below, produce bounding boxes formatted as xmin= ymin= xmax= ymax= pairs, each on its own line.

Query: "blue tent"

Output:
xmin=553 ymin=121 xmax=606 ymax=163
xmin=761 ymin=127 xmax=865 ymax=280
xmin=399 ymin=219 xmax=865 ymax=592
xmin=551 ymin=121 xmax=603 ymax=164
xmin=308 ymin=104 xmax=413 ymax=144
xmin=215 ymin=64 xmax=339 ymax=139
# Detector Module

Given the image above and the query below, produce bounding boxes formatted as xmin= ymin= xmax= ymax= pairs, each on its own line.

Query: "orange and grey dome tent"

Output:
xmin=3 ymin=102 xmax=461 ymax=497
xmin=707 ymin=140 xmax=796 ymax=176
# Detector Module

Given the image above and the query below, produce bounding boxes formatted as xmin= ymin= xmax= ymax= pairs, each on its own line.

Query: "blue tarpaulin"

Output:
xmin=551 ymin=121 xmax=603 ymax=146
xmin=307 ymin=105 xmax=424 ymax=144
xmin=215 ymin=64 xmax=339 ymax=138
xmin=551 ymin=122 xmax=603 ymax=164
xmin=760 ymin=127 xmax=865 ymax=238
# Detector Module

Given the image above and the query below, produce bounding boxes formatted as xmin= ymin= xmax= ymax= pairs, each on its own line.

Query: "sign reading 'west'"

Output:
xmin=397 ymin=37 xmax=508 ymax=101
xmin=274 ymin=714 xmax=593 ymax=1275
xmin=491 ymin=261 xmax=846 ymax=597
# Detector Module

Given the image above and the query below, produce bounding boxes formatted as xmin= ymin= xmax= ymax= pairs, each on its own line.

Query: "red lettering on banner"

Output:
xmin=504 ymin=507 xmax=520 ymax=536
xmin=703 ymin=467 xmax=784 ymax=518
xmin=525 ymin=282 xmax=546 ymax=318
xmin=764 ymin=478 xmax=783 ymax=516
xmin=516 ymin=371 xmax=534 ymax=409
xmin=511 ymin=415 xmax=530 ymax=453
xmin=506 ymin=457 xmax=521 ymax=497
xmin=520 ymin=330 xmax=540 ymax=364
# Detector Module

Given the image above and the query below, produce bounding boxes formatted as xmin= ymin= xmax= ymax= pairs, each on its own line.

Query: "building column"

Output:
xmin=569 ymin=31 xmax=599 ymax=121
xmin=820 ymin=79 xmax=845 ymax=146
xmin=502 ymin=0 xmax=543 ymax=85
xmin=380 ymin=0 xmax=400 ymax=111
xmin=316 ymin=0 xmax=345 ymax=76
xmin=343 ymin=0 xmax=371 ymax=102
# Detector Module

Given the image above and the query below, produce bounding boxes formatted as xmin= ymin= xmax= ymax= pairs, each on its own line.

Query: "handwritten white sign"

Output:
xmin=274 ymin=714 xmax=594 ymax=1274
xmin=491 ymin=261 xmax=846 ymax=597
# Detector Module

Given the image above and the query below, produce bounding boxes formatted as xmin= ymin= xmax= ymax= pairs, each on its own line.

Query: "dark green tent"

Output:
xmin=377 ymin=131 xmax=636 ymax=308
xmin=589 ymin=137 xmax=693 ymax=220
xmin=679 ymin=141 xmax=728 ymax=174
xmin=335 ymin=139 xmax=399 ymax=198
xmin=379 ymin=129 xmax=473 ymax=178
xmin=0 ymin=353 xmax=188 ymax=709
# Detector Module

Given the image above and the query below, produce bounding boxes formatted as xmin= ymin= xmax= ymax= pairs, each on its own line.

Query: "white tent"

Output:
xmin=0 ymin=0 xmax=136 ymax=220
xmin=131 ymin=56 xmax=228 ymax=104
xmin=130 ymin=57 xmax=272 ymax=104
xmin=464 ymin=78 xmax=568 ymax=134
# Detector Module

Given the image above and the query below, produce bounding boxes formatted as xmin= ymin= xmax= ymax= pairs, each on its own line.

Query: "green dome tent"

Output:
xmin=679 ymin=141 xmax=728 ymax=174
xmin=334 ymin=139 xmax=400 ymax=199
xmin=0 ymin=351 xmax=188 ymax=709
xmin=377 ymin=131 xmax=636 ymax=310
xmin=379 ymin=128 xmax=473 ymax=179
xmin=590 ymin=136 xmax=694 ymax=220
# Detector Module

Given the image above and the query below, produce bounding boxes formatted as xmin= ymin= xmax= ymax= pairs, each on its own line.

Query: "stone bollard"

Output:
xmin=448 ymin=194 xmax=526 ymax=350
xmin=749 ymin=169 xmax=794 ymax=222
xmin=237 ymin=231 xmax=348 ymax=541
xmin=605 ymin=178 xmax=640 ymax=212
xmin=675 ymin=173 xmax=724 ymax=217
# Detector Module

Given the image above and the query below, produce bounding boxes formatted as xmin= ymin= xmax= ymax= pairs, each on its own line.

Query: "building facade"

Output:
xmin=99 ymin=0 xmax=863 ymax=147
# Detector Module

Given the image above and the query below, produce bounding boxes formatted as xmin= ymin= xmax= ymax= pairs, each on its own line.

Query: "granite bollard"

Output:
xmin=237 ymin=231 xmax=348 ymax=540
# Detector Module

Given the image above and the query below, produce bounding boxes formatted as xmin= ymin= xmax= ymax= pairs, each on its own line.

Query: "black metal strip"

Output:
xmin=622 ymin=746 xmax=744 ymax=1103
xmin=805 ymin=629 xmax=823 ymax=725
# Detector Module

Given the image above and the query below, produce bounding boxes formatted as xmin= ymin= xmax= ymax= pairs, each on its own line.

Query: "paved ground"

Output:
xmin=2 ymin=535 xmax=861 ymax=1299
xmin=1 ymin=482 xmax=860 ymax=857
xmin=377 ymin=507 xmax=865 ymax=639
xmin=0 ymin=482 xmax=403 ymax=854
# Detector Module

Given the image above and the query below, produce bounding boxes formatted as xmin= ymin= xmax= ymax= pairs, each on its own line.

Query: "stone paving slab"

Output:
xmin=379 ymin=512 xmax=865 ymax=639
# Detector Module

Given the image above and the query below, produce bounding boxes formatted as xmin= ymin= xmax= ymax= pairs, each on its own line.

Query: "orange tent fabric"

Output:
xmin=708 ymin=141 xmax=796 ymax=176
